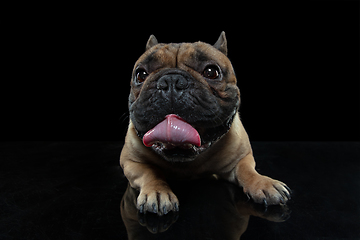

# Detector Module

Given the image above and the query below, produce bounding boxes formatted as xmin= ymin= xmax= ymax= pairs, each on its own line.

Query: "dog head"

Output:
xmin=128 ymin=32 xmax=240 ymax=162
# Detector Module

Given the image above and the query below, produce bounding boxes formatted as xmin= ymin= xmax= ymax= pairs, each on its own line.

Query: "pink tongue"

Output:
xmin=143 ymin=114 xmax=201 ymax=147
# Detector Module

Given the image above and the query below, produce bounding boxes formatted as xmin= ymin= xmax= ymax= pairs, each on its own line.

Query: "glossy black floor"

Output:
xmin=0 ymin=141 xmax=359 ymax=240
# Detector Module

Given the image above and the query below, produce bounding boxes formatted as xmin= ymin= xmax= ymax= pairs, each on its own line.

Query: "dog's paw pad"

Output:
xmin=137 ymin=189 xmax=179 ymax=216
xmin=244 ymin=176 xmax=291 ymax=206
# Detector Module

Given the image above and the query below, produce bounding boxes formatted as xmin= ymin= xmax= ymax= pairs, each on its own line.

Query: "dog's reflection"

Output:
xmin=121 ymin=177 xmax=290 ymax=240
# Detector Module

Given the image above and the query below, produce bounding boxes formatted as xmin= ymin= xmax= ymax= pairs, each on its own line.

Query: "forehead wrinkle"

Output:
xmin=151 ymin=44 xmax=179 ymax=68
xmin=135 ymin=44 xmax=180 ymax=72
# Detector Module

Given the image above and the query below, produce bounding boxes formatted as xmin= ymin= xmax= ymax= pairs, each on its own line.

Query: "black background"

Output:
xmin=4 ymin=1 xmax=359 ymax=141
xmin=1 ymin=2 xmax=359 ymax=239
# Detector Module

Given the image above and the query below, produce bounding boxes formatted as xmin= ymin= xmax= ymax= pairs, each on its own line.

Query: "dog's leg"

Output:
xmin=121 ymin=159 xmax=179 ymax=215
xmin=234 ymin=154 xmax=291 ymax=206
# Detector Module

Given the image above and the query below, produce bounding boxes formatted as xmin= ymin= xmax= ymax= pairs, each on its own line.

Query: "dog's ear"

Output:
xmin=146 ymin=35 xmax=158 ymax=50
xmin=213 ymin=31 xmax=227 ymax=56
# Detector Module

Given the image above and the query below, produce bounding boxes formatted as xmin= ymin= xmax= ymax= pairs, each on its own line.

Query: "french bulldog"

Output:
xmin=120 ymin=32 xmax=291 ymax=215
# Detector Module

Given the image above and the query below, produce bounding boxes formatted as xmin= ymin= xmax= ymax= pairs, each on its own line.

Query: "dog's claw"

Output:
xmin=284 ymin=185 xmax=292 ymax=194
xmin=283 ymin=190 xmax=291 ymax=200
xmin=163 ymin=206 xmax=168 ymax=215
xmin=246 ymin=192 xmax=251 ymax=200
xmin=139 ymin=204 xmax=145 ymax=213
xmin=263 ymin=198 xmax=268 ymax=207
xmin=152 ymin=203 xmax=158 ymax=213
xmin=174 ymin=202 xmax=179 ymax=212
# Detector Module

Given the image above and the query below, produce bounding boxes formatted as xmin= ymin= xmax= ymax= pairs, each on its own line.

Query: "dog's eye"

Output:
xmin=203 ymin=65 xmax=220 ymax=80
xmin=136 ymin=69 xmax=149 ymax=83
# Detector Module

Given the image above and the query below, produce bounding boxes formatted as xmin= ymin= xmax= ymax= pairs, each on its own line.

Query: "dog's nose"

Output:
xmin=157 ymin=74 xmax=189 ymax=92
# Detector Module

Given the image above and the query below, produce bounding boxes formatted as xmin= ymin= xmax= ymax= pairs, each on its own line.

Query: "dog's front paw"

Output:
xmin=137 ymin=186 xmax=179 ymax=216
xmin=243 ymin=175 xmax=291 ymax=206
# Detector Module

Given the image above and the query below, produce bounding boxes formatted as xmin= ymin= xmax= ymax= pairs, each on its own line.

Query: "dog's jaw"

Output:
xmin=133 ymin=109 xmax=237 ymax=163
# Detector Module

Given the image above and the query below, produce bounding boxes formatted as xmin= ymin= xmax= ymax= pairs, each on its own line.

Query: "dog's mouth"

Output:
xmin=136 ymin=113 xmax=235 ymax=162
xmin=141 ymin=114 xmax=211 ymax=162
